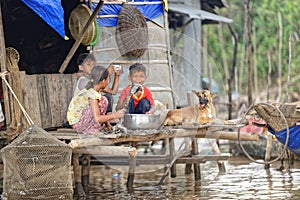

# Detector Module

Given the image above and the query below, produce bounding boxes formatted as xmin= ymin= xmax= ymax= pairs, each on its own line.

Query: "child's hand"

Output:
xmin=115 ymin=65 xmax=123 ymax=76
xmin=114 ymin=109 xmax=125 ymax=119
xmin=105 ymin=122 xmax=113 ymax=130
xmin=134 ymin=90 xmax=142 ymax=98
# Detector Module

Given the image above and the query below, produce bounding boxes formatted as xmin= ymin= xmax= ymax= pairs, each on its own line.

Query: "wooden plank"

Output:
xmin=174 ymin=129 xmax=259 ymax=141
xmin=47 ymin=74 xmax=60 ymax=127
xmin=57 ymin=74 xmax=66 ymax=125
xmin=38 ymin=74 xmax=52 ymax=128
xmin=62 ymin=74 xmax=76 ymax=124
xmin=49 ymin=129 xmax=257 ymax=148
xmin=176 ymin=155 xmax=230 ymax=164
xmin=21 ymin=74 xmax=42 ymax=127
xmin=73 ymin=146 xmax=131 ymax=155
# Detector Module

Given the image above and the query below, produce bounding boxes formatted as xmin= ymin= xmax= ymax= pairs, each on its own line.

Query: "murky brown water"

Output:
xmin=78 ymin=156 xmax=300 ymax=200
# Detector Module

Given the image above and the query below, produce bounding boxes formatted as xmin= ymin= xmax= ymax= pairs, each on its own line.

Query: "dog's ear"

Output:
xmin=191 ymin=90 xmax=199 ymax=96
xmin=211 ymin=91 xmax=218 ymax=97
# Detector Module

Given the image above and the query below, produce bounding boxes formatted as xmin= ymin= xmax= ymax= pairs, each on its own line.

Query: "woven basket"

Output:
xmin=116 ymin=4 xmax=148 ymax=58
xmin=69 ymin=4 xmax=95 ymax=46
xmin=254 ymin=103 xmax=300 ymax=132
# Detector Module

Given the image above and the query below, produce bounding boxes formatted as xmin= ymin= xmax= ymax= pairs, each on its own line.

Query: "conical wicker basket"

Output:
xmin=116 ymin=4 xmax=148 ymax=58
xmin=254 ymin=103 xmax=300 ymax=132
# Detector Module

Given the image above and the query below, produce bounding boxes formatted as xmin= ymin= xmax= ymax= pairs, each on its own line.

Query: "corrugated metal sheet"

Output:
xmin=168 ymin=3 xmax=232 ymax=23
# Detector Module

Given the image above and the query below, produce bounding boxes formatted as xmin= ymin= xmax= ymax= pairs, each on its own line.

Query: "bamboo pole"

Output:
xmin=59 ymin=1 xmax=104 ymax=73
xmin=163 ymin=5 xmax=176 ymax=109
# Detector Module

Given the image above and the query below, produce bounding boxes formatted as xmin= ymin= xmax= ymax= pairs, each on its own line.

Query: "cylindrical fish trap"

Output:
xmin=1 ymin=125 xmax=73 ymax=199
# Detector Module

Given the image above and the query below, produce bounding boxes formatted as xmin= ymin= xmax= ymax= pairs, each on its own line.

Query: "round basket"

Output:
xmin=90 ymin=20 xmax=99 ymax=46
xmin=116 ymin=4 xmax=148 ymax=58
xmin=68 ymin=4 xmax=95 ymax=46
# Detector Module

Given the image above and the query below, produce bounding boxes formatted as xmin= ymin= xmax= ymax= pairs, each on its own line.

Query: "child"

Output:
xmin=102 ymin=64 xmax=123 ymax=113
xmin=116 ymin=63 xmax=155 ymax=114
xmin=73 ymin=53 xmax=123 ymax=113
xmin=74 ymin=53 xmax=96 ymax=95
xmin=67 ymin=65 xmax=125 ymax=134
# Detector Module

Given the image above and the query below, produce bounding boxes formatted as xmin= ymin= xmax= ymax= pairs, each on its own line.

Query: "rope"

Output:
xmin=0 ymin=71 xmax=34 ymax=125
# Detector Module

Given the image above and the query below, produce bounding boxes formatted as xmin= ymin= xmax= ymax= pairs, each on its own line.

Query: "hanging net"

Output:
xmin=116 ymin=4 xmax=148 ymax=58
xmin=1 ymin=125 xmax=73 ymax=199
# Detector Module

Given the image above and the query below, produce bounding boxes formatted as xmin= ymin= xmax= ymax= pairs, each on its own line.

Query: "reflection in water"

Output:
xmin=77 ymin=156 xmax=300 ymax=200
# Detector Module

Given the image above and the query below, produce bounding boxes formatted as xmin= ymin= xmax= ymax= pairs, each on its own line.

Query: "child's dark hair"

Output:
xmin=77 ymin=53 xmax=96 ymax=65
xmin=86 ymin=65 xmax=109 ymax=89
xmin=129 ymin=63 xmax=146 ymax=76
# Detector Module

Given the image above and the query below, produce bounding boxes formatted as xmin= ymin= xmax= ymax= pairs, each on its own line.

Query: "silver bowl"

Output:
xmin=123 ymin=114 xmax=163 ymax=130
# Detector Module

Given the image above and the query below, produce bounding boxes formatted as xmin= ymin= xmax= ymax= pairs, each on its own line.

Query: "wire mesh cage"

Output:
xmin=1 ymin=125 xmax=73 ymax=199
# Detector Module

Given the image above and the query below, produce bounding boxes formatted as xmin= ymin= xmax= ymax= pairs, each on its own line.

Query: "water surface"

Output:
xmin=82 ymin=156 xmax=300 ymax=200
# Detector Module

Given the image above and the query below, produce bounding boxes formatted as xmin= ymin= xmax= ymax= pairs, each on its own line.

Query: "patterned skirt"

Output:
xmin=72 ymin=96 xmax=108 ymax=134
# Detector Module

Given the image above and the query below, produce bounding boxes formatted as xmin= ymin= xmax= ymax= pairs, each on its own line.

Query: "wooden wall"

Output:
xmin=19 ymin=72 xmax=77 ymax=129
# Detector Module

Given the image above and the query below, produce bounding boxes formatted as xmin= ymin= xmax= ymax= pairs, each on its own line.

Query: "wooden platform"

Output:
xmin=44 ymin=123 xmax=256 ymax=189
xmin=0 ymin=123 xmax=254 ymax=193
xmin=49 ymin=123 xmax=257 ymax=150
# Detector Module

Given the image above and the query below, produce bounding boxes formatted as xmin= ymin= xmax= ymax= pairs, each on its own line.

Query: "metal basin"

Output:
xmin=123 ymin=114 xmax=162 ymax=130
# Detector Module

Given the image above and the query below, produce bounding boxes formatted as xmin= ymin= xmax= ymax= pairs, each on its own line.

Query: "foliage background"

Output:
xmin=204 ymin=0 xmax=300 ymax=103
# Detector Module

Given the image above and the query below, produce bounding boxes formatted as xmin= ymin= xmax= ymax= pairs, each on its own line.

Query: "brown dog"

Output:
xmin=163 ymin=90 xmax=217 ymax=126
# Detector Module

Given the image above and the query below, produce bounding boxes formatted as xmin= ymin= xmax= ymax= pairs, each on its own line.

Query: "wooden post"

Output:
xmin=0 ymin=0 xmax=6 ymax=72
xmin=73 ymin=153 xmax=81 ymax=183
xmin=59 ymin=1 xmax=104 ymax=73
xmin=192 ymin=138 xmax=201 ymax=181
xmin=73 ymin=153 xmax=86 ymax=197
xmin=81 ymin=154 xmax=91 ymax=193
xmin=127 ymin=147 xmax=137 ymax=189
xmin=169 ymin=137 xmax=176 ymax=178
xmin=185 ymin=91 xmax=194 ymax=174
xmin=264 ymin=132 xmax=272 ymax=169
xmin=0 ymin=1 xmax=10 ymax=126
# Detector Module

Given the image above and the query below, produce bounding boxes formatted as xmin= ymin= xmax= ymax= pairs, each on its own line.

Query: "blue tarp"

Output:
xmin=21 ymin=0 xmax=68 ymax=39
xmin=20 ymin=0 xmax=164 ymax=39
xmin=91 ymin=0 xmax=164 ymax=26
xmin=268 ymin=125 xmax=300 ymax=157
